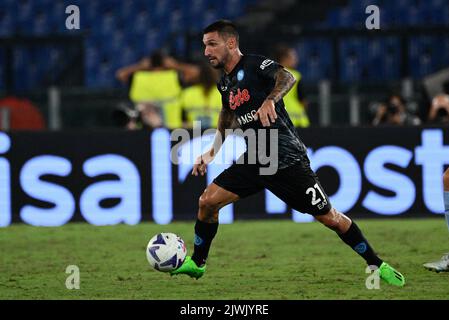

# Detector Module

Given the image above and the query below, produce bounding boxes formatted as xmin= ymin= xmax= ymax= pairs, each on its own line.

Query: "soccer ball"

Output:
xmin=146 ymin=233 xmax=187 ymax=272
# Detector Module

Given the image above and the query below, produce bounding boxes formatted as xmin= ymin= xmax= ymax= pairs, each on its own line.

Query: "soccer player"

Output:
xmin=171 ymin=20 xmax=405 ymax=286
xmin=423 ymin=168 xmax=449 ymax=272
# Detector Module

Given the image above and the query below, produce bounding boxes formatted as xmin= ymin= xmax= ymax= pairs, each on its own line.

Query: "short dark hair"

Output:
xmin=203 ymin=19 xmax=239 ymax=43
xmin=149 ymin=49 xmax=166 ymax=68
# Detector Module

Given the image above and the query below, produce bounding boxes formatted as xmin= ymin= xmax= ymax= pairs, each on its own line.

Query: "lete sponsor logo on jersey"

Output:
xmin=229 ymin=88 xmax=250 ymax=110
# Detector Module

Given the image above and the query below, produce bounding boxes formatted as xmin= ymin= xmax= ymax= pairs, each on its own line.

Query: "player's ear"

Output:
xmin=227 ymin=37 xmax=236 ymax=50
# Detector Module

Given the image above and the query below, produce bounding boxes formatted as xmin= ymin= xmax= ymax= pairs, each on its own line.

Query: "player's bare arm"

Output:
xmin=192 ymin=108 xmax=236 ymax=176
xmin=255 ymin=68 xmax=296 ymax=127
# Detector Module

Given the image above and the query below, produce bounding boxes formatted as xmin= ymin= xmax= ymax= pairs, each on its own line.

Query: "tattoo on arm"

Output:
xmin=266 ymin=68 xmax=296 ymax=103
xmin=217 ymin=108 xmax=237 ymax=137
xmin=211 ymin=108 xmax=236 ymax=157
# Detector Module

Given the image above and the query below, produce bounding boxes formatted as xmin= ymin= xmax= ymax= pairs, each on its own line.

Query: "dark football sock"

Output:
xmin=338 ymin=221 xmax=383 ymax=267
xmin=191 ymin=219 xmax=219 ymax=267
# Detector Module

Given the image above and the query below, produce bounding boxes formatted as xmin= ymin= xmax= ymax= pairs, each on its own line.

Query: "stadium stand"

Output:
xmin=1 ymin=0 xmax=448 ymax=92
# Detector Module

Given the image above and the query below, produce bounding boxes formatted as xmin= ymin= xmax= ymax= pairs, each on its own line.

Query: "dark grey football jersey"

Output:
xmin=217 ymin=54 xmax=309 ymax=169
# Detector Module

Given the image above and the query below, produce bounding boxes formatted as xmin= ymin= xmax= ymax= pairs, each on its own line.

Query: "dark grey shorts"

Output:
xmin=213 ymin=162 xmax=332 ymax=216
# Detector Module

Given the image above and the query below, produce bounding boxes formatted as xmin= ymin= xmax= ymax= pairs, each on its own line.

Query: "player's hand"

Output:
xmin=139 ymin=57 xmax=151 ymax=69
xmin=254 ymin=99 xmax=277 ymax=127
xmin=192 ymin=150 xmax=214 ymax=176
xmin=163 ymin=56 xmax=178 ymax=69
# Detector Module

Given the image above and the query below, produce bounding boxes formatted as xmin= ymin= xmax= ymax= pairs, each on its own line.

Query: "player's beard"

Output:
xmin=208 ymin=52 xmax=229 ymax=70
xmin=209 ymin=58 xmax=225 ymax=69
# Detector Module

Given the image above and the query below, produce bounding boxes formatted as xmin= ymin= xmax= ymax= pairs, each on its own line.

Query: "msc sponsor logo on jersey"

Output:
xmin=260 ymin=59 xmax=274 ymax=70
xmin=237 ymin=109 xmax=257 ymax=126
xmin=229 ymin=88 xmax=250 ymax=110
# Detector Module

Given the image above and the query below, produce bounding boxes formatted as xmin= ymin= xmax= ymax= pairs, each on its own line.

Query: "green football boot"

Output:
xmin=170 ymin=256 xmax=206 ymax=279
xmin=379 ymin=262 xmax=405 ymax=287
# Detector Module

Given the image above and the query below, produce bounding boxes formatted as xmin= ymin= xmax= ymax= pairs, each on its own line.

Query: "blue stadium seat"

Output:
xmin=141 ymin=29 xmax=165 ymax=56
xmin=0 ymin=0 xmax=267 ymax=90
xmin=47 ymin=0 xmax=67 ymax=34
xmin=443 ymin=37 xmax=449 ymax=64
xmin=8 ymin=0 xmax=441 ymax=89
xmin=409 ymin=37 xmax=441 ymax=78
xmin=85 ymin=44 xmax=101 ymax=71
xmin=96 ymin=60 xmax=115 ymax=88
xmin=127 ymin=9 xmax=151 ymax=36
xmin=0 ymin=10 xmax=15 ymax=36
xmin=296 ymin=40 xmax=332 ymax=82
xmin=337 ymin=6 xmax=356 ymax=28
xmin=118 ymin=0 xmax=140 ymax=23
xmin=326 ymin=9 xmax=340 ymax=28
xmin=183 ymin=0 xmax=208 ymax=30
xmin=168 ymin=9 xmax=184 ymax=33
xmin=339 ymin=39 xmax=365 ymax=82
xmin=150 ymin=0 xmax=172 ymax=24
xmin=32 ymin=10 xmax=52 ymax=35
xmin=202 ymin=9 xmax=219 ymax=29
xmin=84 ymin=1 xmax=103 ymax=30
xmin=18 ymin=62 xmax=44 ymax=91
xmin=221 ymin=0 xmax=245 ymax=18
xmin=15 ymin=0 xmax=36 ymax=35
xmin=114 ymin=45 xmax=138 ymax=70
xmin=104 ymin=30 xmax=128 ymax=53
xmin=383 ymin=38 xmax=401 ymax=79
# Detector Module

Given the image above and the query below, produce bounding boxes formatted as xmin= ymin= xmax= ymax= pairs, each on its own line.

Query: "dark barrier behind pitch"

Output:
xmin=0 ymin=126 xmax=447 ymax=226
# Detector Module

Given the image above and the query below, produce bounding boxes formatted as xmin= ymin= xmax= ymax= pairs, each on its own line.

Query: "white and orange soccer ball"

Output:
xmin=146 ymin=233 xmax=187 ymax=272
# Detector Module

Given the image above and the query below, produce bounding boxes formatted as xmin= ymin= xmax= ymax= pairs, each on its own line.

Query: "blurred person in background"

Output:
xmin=179 ymin=62 xmax=222 ymax=129
xmin=115 ymin=55 xmax=152 ymax=86
xmin=112 ymin=101 xmax=163 ymax=130
xmin=423 ymin=167 xmax=449 ymax=272
xmin=273 ymin=44 xmax=310 ymax=128
xmin=427 ymin=94 xmax=449 ymax=124
xmin=136 ymin=101 xmax=164 ymax=129
xmin=115 ymin=49 xmax=200 ymax=87
xmin=422 ymin=93 xmax=449 ymax=272
xmin=111 ymin=101 xmax=140 ymax=129
xmin=372 ymin=94 xmax=421 ymax=126
xmin=115 ymin=50 xmax=200 ymax=129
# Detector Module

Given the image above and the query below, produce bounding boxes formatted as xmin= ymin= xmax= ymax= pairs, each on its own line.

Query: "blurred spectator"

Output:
xmin=273 ymin=44 xmax=310 ymax=127
xmin=372 ymin=94 xmax=421 ymax=126
xmin=115 ymin=50 xmax=200 ymax=87
xmin=427 ymin=94 xmax=449 ymax=124
xmin=179 ymin=62 xmax=221 ymax=129
xmin=115 ymin=56 xmax=152 ymax=85
xmin=112 ymin=101 xmax=163 ymax=130
xmin=136 ymin=101 xmax=164 ymax=129
xmin=111 ymin=101 xmax=141 ymax=130
xmin=115 ymin=50 xmax=200 ymax=129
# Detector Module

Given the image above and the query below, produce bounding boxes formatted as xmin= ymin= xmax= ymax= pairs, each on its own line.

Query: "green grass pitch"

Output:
xmin=1 ymin=218 xmax=448 ymax=299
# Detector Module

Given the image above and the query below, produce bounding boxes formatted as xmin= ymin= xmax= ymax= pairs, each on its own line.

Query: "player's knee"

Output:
xmin=198 ymin=194 xmax=220 ymax=215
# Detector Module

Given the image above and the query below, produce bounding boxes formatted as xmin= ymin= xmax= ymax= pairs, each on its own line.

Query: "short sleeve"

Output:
xmin=252 ymin=55 xmax=283 ymax=80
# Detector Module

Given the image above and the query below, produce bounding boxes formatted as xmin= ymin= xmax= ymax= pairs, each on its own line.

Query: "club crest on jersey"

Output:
xmin=237 ymin=69 xmax=244 ymax=81
xmin=229 ymin=88 xmax=250 ymax=110
xmin=260 ymin=59 xmax=274 ymax=70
